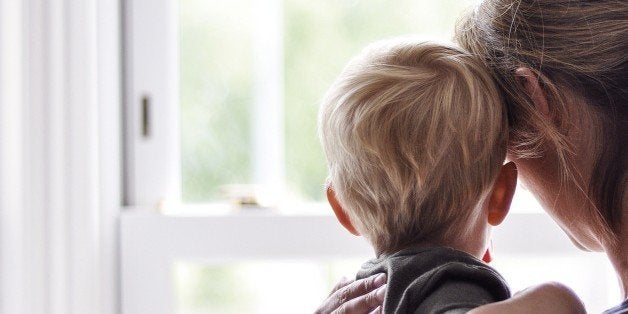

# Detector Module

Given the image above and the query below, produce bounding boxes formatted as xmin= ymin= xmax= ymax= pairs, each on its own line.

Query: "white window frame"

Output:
xmin=119 ymin=1 xmax=619 ymax=314
xmin=124 ymin=0 xmax=181 ymax=207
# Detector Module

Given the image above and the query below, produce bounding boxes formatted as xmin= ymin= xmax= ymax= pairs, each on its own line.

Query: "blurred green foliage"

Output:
xmin=179 ymin=0 xmax=254 ymax=202
xmin=174 ymin=264 xmax=254 ymax=313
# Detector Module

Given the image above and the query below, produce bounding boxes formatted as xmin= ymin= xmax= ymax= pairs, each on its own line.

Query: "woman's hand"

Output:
xmin=314 ymin=273 xmax=387 ymax=314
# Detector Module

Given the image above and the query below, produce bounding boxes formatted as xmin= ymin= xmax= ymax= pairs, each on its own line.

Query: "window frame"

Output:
xmin=124 ymin=0 xmax=181 ymax=207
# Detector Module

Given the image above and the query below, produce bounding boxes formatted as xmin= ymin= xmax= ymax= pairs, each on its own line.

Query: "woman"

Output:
xmin=316 ymin=0 xmax=627 ymax=312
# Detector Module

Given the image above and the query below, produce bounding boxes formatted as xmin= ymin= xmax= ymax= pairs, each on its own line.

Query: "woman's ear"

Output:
xmin=487 ymin=162 xmax=518 ymax=226
xmin=515 ymin=67 xmax=549 ymax=116
xmin=326 ymin=186 xmax=360 ymax=236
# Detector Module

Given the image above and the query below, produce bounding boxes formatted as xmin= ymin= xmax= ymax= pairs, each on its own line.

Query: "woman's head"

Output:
xmin=455 ymin=0 xmax=627 ymax=249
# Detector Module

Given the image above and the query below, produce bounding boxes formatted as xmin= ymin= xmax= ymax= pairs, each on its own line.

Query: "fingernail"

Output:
xmin=376 ymin=284 xmax=387 ymax=301
xmin=374 ymin=273 xmax=387 ymax=286
xmin=369 ymin=305 xmax=382 ymax=314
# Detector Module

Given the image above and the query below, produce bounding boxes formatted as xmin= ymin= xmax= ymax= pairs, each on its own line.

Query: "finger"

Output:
xmin=328 ymin=276 xmax=354 ymax=297
xmin=329 ymin=273 xmax=386 ymax=310
xmin=317 ymin=273 xmax=386 ymax=314
xmin=333 ymin=284 xmax=387 ymax=314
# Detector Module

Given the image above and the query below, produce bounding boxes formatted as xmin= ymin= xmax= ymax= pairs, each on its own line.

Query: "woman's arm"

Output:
xmin=314 ymin=274 xmax=387 ymax=314
xmin=468 ymin=282 xmax=586 ymax=314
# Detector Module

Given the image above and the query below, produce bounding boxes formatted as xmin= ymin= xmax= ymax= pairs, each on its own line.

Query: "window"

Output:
xmin=133 ymin=0 xmax=562 ymax=212
xmin=121 ymin=1 xmax=620 ymax=313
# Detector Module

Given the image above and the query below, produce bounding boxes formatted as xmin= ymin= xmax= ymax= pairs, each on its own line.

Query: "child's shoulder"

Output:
xmin=357 ymin=247 xmax=510 ymax=313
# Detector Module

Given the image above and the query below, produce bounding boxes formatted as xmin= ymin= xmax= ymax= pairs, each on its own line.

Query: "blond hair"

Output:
xmin=455 ymin=0 xmax=627 ymax=244
xmin=319 ymin=39 xmax=507 ymax=254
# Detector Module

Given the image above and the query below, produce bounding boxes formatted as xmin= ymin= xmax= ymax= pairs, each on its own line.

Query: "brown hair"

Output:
xmin=319 ymin=39 xmax=507 ymax=254
xmin=455 ymin=0 xmax=627 ymax=242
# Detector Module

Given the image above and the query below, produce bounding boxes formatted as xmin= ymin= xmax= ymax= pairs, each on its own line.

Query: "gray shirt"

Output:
xmin=356 ymin=247 xmax=510 ymax=314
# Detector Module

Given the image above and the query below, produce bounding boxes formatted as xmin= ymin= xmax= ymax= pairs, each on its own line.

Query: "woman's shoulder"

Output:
xmin=603 ymin=299 xmax=628 ymax=314
xmin=468 ymin=282 xmax=585 ymax=314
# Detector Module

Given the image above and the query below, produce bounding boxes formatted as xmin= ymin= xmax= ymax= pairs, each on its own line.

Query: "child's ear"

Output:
xmin=515 ymin=67 xmax=549 ymax=116
xmin=487 ymin=162 xmax=518 ymax=226
xmin=326 ymin=186 xmax=360 ymax=236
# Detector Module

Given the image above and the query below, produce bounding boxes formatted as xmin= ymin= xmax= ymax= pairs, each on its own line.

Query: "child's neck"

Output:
xmin=376 ymin=240 xmax=480 ymax=260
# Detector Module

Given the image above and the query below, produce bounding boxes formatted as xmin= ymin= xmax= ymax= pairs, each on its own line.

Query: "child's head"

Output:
xmin=319 ymin=38 xmax=515 ymax=256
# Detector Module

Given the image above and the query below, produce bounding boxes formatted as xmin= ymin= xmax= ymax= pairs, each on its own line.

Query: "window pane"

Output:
xmin=179 ymin=0 xmax=254 ymax=202
xmin=179 ymin=0 xmax=482 ymax=204
xmin=173 ymin=259 xmax=365 ymax=314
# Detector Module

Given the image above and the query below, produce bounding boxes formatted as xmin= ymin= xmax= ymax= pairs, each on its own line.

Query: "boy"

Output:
xmin=318 ymin=38 xmax=517 ymax=313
